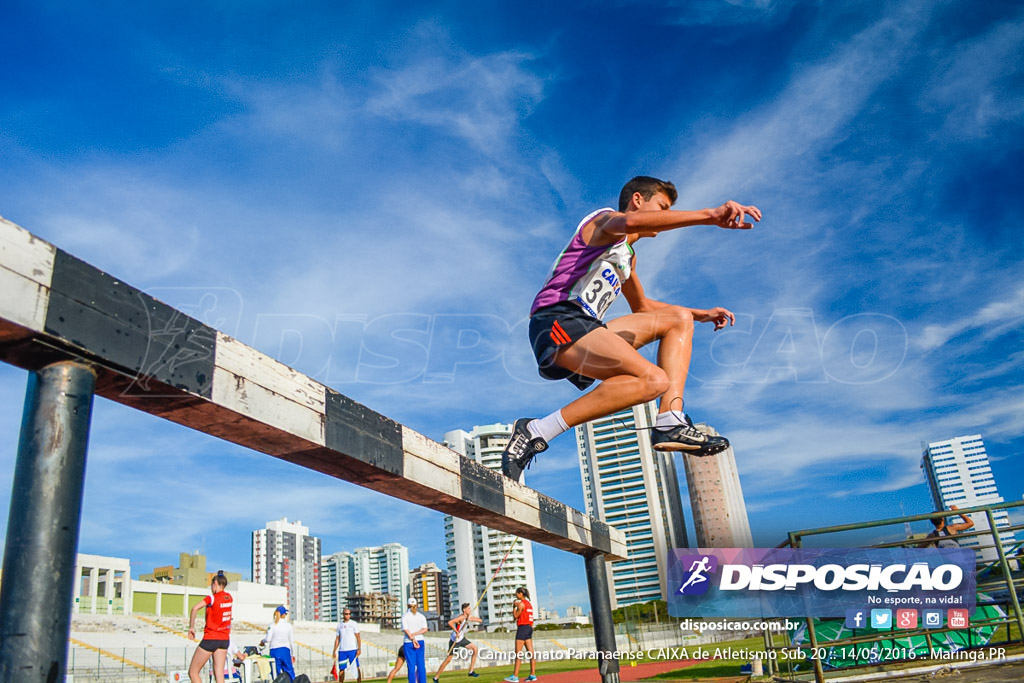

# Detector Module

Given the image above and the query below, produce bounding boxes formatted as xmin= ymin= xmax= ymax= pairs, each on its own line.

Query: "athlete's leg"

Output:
xmin=211 ymin=649 xmax=228 ymax=683
xmin=386 ymin=655 xmax=406 ymax=683
xmin=502 ymin=326 xmax=668 ymax=479
xmin=188 ymin=647 xmax=213 ymax=683
xmin=468 ymin=643 xmax=479 ymax=673
xmin=606 ymin=305 xmax=694 ymax=415
xmin=552 ymin=327 xmax=668 ymax=428
xmin=510 ymin=639 xmax=525 ymax=679
xmin=435 ymin=652 xmax=453 ymax=679
xmin=606 ymin=306 xmax=728 ymax=453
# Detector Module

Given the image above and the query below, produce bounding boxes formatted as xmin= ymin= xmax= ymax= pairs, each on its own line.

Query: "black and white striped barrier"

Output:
xmin=0 ymin=216 xmax=626 ymax=560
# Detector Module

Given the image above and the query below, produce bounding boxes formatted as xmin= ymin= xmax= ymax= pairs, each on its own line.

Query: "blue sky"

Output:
xmin=1 ymin=1 xmax=1023 ymax=614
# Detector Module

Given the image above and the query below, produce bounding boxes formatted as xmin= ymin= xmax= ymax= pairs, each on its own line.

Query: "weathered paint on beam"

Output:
xmin=0 ymin=216 xmax=626 ymax=560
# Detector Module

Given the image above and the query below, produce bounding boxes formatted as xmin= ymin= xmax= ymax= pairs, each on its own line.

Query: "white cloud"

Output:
xmin=216 ymin=71 xmax=354 ymax=151
xmin=366 ymin=25 xmax=545 ymax=155
xmin=917 ymin=287 xmax=1024 ymax=351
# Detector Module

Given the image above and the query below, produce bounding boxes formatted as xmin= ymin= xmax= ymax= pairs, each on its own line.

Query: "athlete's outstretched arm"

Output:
xmin=597 ymin=200 xmax=761 ymax=238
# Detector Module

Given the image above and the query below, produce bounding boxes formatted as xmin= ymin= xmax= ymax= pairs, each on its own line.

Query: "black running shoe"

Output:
xmin=500 ymin=418 xmax=549 ymax=480
xmin=650 ymin=415 xmax=729 ymax=456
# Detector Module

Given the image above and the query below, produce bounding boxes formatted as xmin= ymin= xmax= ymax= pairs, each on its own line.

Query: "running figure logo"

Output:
xmin=677 ymin=554 xmax=718 ymax=596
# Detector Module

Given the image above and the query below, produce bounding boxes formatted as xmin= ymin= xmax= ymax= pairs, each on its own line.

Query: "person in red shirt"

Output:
xmin=505 ymin=587 xmax=536 ymax=683
xmin=187 ymin=571 xmax=234 ymax=683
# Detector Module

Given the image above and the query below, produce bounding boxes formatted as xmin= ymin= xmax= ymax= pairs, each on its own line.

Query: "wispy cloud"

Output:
xmin=366 ymin=23 xmax=545 ymax=155
xmin=917 ymin=287 xmax=1024 ymax=351
xmin=925 ymin=15 xmax=1024 ymax=141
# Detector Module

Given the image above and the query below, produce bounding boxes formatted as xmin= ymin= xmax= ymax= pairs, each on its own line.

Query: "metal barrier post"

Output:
xmin=0 ymin=362 xmax=97 ymax=682
xmin=585 ymin=553 xmax=620 ymax=683
xmin=985 ymin=509 xmax=1024 ymax=639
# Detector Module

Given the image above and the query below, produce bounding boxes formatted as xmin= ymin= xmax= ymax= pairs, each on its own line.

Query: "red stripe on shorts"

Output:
xmin=551 ymin=320 xmax=572 ymax=344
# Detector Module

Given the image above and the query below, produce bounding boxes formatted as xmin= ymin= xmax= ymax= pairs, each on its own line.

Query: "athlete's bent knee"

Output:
xmin=665 ymin=305 xmax=694 ymax=329
xmin=641 ymin=368 xmax=670 ymax=401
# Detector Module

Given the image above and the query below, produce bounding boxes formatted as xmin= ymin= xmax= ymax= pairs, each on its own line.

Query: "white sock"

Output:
xmin=527 ymin=411 xmax=569 ymax=443
xmin=655 ymin=409 xmax=687 ymax=430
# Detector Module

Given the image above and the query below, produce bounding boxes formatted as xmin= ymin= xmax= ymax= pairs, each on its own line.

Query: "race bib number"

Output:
xmin=574 ymin=262 xmax=622 ymax=320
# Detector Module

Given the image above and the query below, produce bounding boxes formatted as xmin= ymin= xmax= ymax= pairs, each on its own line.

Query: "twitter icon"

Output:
xmin=871 ymin=609 xmax=892 ymax=628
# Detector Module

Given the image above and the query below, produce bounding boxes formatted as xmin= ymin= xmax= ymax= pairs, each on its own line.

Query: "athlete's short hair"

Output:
xmin=462 ymin=602 xmax=470 ymax=610
xmin=618 ymin=176 xmax=678 ymax=212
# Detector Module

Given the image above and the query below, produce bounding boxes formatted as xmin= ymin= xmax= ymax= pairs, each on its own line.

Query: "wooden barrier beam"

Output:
xmin=0 ymin=216 xmax=626 ymax=559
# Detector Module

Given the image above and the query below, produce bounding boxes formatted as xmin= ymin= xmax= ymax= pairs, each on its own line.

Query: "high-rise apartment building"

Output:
xmin=410 ymin=562 xmax=451 ymax=624
xmin=252 ymin=518 xmax=322 ymax=621
xmin=443 ymin=423 xmax=537 ymax=626
xmin=576 ymin=402 xmax=688 ymax=608
xmin=921 ymin=435 xmax=1016 ymax=562
xmin=321 ymin=551 xmax=355 ymax=622
xmin=319 ymin=544 xmax=409 ymax=622
xmin=683 ymin=424 xmax=753 ymax=548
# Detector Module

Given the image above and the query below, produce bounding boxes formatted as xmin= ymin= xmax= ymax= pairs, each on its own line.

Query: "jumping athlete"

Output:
xmin=501 ymin=176 xmax=761 ymax=480
xmin=187 ymin=571 xmax=234 ymax=683
xmin=433 ymin=602 xmax=482 ymax=682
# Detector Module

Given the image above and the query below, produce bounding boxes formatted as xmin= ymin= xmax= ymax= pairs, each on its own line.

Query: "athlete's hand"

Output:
xmin=187 ymin=627 xmax=196 ymax=640
xmin=698 ymin=307 xmax=735 ymax=330
xmin=711 ymin=201 xmax=761 ymax=229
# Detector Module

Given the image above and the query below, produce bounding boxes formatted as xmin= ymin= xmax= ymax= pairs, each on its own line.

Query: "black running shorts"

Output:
xmin=515 ymin=624 xmax=534 ymax=641
xmin=529 ymin=302 xmax=605 ymax=391
xmin=199 ymin=639 xmax=229 ymax=652
xmin=447 ymin=637 xmax=471 ymax=654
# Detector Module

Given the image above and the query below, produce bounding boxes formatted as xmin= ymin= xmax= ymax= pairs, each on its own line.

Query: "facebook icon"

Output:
xmin=845 ymin=609 xmax=867 ymax=629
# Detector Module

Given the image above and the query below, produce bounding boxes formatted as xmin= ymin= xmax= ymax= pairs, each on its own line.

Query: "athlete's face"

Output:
xmin=633 ymin=191 xmax=672 ymax=238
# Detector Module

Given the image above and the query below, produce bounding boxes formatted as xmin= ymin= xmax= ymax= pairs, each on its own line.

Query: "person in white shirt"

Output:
xmin=260 ymin=605 xmax=296 ymax=681
xmin=332 ymin=607 xmax=362 ymax=682
xmin=401 ymin=598 xmax=429 ymax=683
